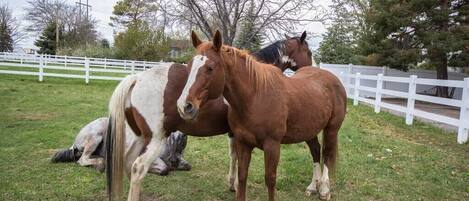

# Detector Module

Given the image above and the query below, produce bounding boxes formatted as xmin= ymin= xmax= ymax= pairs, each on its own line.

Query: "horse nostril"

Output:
xmin=184 ymin=102 xmax=194 ymax=114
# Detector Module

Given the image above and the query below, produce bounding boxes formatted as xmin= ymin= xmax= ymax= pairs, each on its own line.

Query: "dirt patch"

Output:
xmin=15 ymin=112 xmax=58 ymax=120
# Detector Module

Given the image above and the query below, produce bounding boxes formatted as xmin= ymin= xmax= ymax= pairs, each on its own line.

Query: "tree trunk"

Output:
xmin=435 ymin=52 xmax=449 ymax=98
xmin=434 ymin=0 xmax=450 ymax=98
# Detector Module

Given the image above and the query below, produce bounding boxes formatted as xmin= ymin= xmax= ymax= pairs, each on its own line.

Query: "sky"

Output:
xmin=4 ymin=0 xmax=332 ymax=50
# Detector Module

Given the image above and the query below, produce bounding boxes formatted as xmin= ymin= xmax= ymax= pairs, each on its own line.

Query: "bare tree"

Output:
xmin=24 ymin=0 xmax=98 ymax=48
xmin=159 ymin=0 xmax=325 ymax=45
xmin=0 ymin=4 xmax=25 ymax=51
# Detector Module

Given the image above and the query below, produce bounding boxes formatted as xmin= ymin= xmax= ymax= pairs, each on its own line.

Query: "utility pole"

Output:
xmin=76 ymin=0 xmax=92 ymax=22
xmin=75 ymin=0 xmax=92 ymax=45
xmin=55 ymin=8 xmax=60 ymax=51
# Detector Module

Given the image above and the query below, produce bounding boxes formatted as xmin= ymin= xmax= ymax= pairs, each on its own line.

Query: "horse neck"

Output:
xmin=221 ymin=50 xmax=278 ymax=111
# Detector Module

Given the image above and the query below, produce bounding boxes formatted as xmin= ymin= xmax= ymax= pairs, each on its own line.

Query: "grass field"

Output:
xmin=0 ymin=74 xmax=468 ymax=201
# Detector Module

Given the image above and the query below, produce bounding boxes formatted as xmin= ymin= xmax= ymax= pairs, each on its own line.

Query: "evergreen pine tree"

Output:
xmin=317 ymin=22 xmax=357 ymax=64
xmin=234 ymin=1 xmax=262 ymax=52
xmin=364 ymin=0 xmax=469 ymax=97
xmin=0 ymin=6 xmax=14 ymax=52
xmin=35 ymin=22 xmax=60 ymax=55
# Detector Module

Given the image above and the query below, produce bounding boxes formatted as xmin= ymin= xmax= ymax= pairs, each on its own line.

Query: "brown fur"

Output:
xmin=163 ymin=63 xmax=231 ymax=136
xmin=180 ymin=31 xmax=347 ymax=201
xmin=107 ymin=31 xmax=316 ymax=201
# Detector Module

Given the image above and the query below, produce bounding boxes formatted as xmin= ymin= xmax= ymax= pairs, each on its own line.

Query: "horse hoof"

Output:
xmin=305 ymin=188 xmax=317 ymax=196
xmin=319 ymin=192 xmax=331 ymax=200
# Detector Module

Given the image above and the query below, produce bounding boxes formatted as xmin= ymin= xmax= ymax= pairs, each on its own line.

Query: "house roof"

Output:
xmin=170 ymin=39 xmax=191 ymax=50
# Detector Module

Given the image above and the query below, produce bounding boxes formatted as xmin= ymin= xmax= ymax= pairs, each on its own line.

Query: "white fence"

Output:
xmin=0 ymin=52 xmax=171 ymax=83
xmin=319 ymin=63 xmax=469 ymax=144
xmin=1 ymin=53 xmax=467 ymax=143
xmin=320 ymin=63 xmax=468 ymax=99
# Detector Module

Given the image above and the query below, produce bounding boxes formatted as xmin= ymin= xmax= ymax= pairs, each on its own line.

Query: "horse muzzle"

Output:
xmin=177 ymin=101 xmax=199 ymax=120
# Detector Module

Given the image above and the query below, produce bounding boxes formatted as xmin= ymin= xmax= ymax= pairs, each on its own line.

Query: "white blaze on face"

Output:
xmin=177 ymin=55 xmax=208 ymax=112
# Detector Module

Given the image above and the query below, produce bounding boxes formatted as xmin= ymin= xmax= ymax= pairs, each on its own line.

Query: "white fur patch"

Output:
xmin=306 ymin=162 xmax=321 ymax=194
xmin=282 ymin=55 xmax=297 ymax=67
xmin=130 ymin=67 xmax=170 ymax=137
xmin=177 ymin=55 xmax=208 ymax=112
xmin=277 ymin=49 xmax=297 ymax=67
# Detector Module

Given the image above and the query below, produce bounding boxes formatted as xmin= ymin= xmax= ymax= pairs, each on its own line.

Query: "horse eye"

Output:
xmin=207 ymin=66 xmax=214 ymax=72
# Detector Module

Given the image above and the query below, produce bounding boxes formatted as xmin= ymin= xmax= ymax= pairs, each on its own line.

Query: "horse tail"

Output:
xmin=106 ymin=75 xmax=137 ymax=201
xmin=51 ymin=147 xmax=79 ymax=163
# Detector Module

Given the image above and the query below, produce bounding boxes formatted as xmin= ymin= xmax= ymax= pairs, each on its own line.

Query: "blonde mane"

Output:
xmin=221 ymin=46 xmax=282 ymax=94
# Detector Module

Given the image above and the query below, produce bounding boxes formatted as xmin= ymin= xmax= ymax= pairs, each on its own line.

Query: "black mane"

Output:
xmin=252 ymin=37 xmax=305 ymax=70
xmin=252 ymin=40 xmax=285 ymax=67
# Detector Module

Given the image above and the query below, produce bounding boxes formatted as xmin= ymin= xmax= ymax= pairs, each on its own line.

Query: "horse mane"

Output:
xmin=252 ymin=40 xmax=284 ymax=65
xmin=252 ymin=37 xmax=310 ymax=68
xmin=221 ymin=46 xmax=282 ymax=94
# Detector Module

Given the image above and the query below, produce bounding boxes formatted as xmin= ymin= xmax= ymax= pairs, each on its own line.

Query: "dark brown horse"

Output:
xmin=105 ymin=33 xmax=314 ymax=201
xmin=177 ymin=31 xmax=346 ymax=201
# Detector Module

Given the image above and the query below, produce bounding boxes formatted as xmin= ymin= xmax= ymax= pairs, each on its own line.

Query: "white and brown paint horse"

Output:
xmin=177 ymin=31 xmax=346 ymax=201
xmin=105 ymin=32 xmax=315 ymax=201
xmin=51 ymin=117 xmax=191 ymax=175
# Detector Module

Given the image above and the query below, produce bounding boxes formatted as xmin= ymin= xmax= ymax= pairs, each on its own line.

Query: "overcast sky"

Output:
xmin=4 ymin=0 xmax=332 ymax=50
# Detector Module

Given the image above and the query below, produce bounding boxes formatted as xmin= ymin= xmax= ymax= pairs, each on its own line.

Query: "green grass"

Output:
xmin=0 ymin=74 xmax=468 ymax=201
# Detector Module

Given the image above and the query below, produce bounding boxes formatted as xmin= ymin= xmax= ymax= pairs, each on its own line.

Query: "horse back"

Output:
xmin=281 ymin=67 xmax=347 ymax=141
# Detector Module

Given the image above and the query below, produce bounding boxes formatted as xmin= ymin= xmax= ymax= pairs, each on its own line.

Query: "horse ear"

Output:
xmin=284 ymin=33 xmax=292 ymax=39
xmin=213 ymin=30 xmax=222 ymax=52
xmin=300 ymin=31 xmax=307 ymax=43
xmin=191 ymin=31 xmax=202 ymax=48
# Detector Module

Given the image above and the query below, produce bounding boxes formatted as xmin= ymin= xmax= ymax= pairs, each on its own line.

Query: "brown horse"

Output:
xmin=177 ymin=31 xmax=346 ymax=201
xmin=105 ymin=33 xmax=314 ymax=201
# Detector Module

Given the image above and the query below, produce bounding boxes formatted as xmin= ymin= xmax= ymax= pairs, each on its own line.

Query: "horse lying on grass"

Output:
xmin=51 ymin=117 xmax=191 ymax=175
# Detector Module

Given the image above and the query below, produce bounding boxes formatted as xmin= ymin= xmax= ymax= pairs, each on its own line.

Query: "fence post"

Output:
xmin=143 ymin=61 xmax=146 ymax=70
xmin=20 ymin=54 xmax=23 ymax=64
xmin=85 ymin=57 xmax=90 ymax=84
xmin=457 ymin=78 xmax=469 ymax=144
xmin=131 ymin=61 xmax=135 ymax=74
xmin=347 ymin=64 xmax=353 ymax=96
xmin=339 ymin=71 xmax=344 ymax=86
xmin=375 ymin=74 xmax=383 ymax=113
xmin=406 ymin=75 xmax=417 ymax=125
xmin=104 ymin=58 xmax=107 ymax=69
xmin=39 ymin=54 xmax=44 ymax=82
xmin=64 ymin=55 xmax=67 ymax=67
xmin=124 ymin=60 xmax=127 ymax=70
xmin=44 ymin=54 xmax=48 ymax=67
xmin=319 ymin=62 xmax=322 ymax=69
xmin=353 ymin=73 xmax=361 ymax=106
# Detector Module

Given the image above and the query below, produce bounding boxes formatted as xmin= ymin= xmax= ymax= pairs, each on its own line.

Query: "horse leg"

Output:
xmin=305 ymin=137 xmax=321 ymax=195
xmin=319 ymin=127 xmax=339 ymax=201
xmin=235 ymin=139 xmax=253 ymax=201
xmin=263 ymin=139 xmax=281 ymax=201
xmin=148 ymin=157 xmax=169 ymax=175
xmin=128 ymin=136 xmax=166 ymax=201
xmin=227 ymin=136 xmax=238 ymax=192
xmin=77 ymin=135 xmax=103 ymax=170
